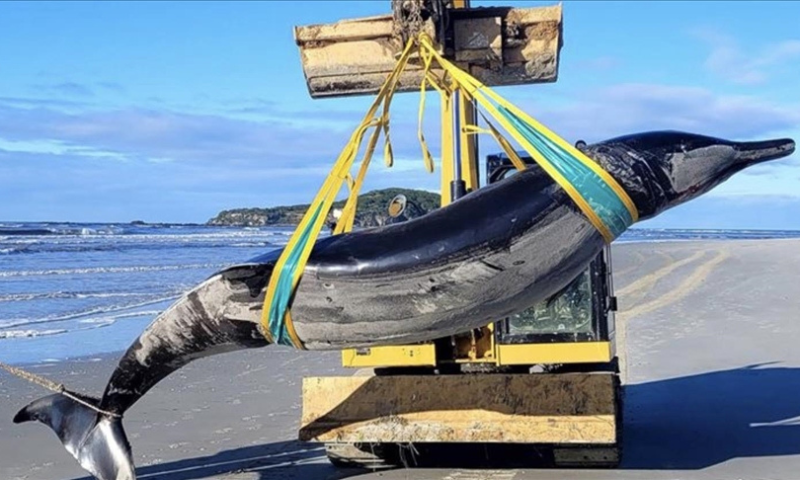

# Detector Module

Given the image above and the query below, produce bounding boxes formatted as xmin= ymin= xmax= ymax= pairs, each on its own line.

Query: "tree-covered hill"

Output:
xmin=207 ymin=188 xmax=441 ymax=227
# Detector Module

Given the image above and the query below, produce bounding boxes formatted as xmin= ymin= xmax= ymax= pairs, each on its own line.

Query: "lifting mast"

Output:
xmin=292 ymin=0 xmax=623 ymax=469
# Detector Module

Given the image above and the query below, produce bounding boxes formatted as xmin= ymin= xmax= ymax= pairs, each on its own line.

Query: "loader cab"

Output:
xmin=486 ymin=151 xmax=618 ymax=350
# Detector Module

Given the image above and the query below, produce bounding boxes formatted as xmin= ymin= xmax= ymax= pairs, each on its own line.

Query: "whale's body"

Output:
xmin=12 ymin=131 xmax=795 ymax=480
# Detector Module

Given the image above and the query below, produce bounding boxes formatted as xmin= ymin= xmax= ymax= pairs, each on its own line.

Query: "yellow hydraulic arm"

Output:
xmin=289 ymin=0 xmax=567 ymax=366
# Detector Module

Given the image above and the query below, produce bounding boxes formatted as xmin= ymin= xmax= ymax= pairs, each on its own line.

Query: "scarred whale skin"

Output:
xmin=12 ymin=131 xmax=795 ymax=480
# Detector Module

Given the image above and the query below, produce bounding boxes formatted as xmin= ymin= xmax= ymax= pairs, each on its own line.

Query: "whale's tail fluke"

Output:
xmin=734 ymin=138 xmax=796 ymax=165
xmin=13 ymin=393 xmax=136 ymax=480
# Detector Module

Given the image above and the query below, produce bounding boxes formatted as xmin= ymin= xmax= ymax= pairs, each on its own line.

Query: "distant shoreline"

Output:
xmin=3 ymin=220 xmax=800 ymax=234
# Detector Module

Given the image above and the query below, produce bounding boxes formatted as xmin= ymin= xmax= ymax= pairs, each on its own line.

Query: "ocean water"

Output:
xmin=0 ymin=222 xmax=299 ymax=365
xmin=2 ymin=222 xmax=800 ymax=365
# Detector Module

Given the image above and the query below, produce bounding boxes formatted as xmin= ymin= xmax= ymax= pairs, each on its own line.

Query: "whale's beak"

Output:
xmin=734 ymin=138 xmax=795 ymax=166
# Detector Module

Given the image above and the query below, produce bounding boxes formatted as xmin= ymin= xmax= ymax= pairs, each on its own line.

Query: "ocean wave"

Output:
xmin=0 ymin=226 xmax=128 ymax=236
xmin=0 ymin=295 xmax=178 ymax=330
xmin=0 ymin=291 xmax=150 ymax=303
xmin=0 ymin=229 xmax=310 ymax=243
xmin=0 ymin=229 xmax=290 ymax=258
xmin=0 ymin=240 xmax=278 ymax=256
xmin=0 ymin=224 xmax=293 ymax=239
xmin=0 ymin=316 xmax=129 ymax=340
xmin=0 ymin=310 xmax=164 ymax=341
xmin=77 ymin=310 xmax=163 ymax=324
xmin=230 ymin=242 xmax=272 ymax=247
xmin=0 ymin=263 xmax=228 ymax=278
xmin=1 ymin=237 xmax=39 ymax=245
xmin=0 ymin=329 xmax=68 ymax=339
xmin=0 ymin=228 xmax=58 ymax=236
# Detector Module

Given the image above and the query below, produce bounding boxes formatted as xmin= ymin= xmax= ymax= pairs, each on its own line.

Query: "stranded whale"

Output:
xmin=13 ymin=131 xmax=795 ymax=480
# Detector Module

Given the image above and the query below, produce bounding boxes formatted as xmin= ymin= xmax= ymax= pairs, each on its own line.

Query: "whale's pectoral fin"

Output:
xmin=14 ymin=393 xmax=136 ymax=480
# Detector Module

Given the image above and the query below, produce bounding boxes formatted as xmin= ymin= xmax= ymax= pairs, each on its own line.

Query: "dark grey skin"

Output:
xmin=13 ymin=131 xmax=795 ymax=480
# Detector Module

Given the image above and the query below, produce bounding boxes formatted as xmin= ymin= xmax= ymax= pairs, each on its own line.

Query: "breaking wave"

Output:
xmin=0 ymin=291 xmax=150 ymax=303
xmin=77 ymin=310 xmax=163 ymax=325
xmin=0 ymin=329 xmax=68 ymax=339
xmin=0 ymin=263 xmax=228 ymax=278
xmin=0 ymin=296 xmax=178 ymax=330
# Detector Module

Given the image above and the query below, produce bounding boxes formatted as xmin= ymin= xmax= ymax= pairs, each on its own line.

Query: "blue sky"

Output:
xmin=0 ymin=1 xmax=798 ymax=229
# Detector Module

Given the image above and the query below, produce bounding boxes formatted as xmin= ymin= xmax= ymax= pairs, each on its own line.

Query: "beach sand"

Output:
xmin=2 ymin=239 xmax=800 ymax=480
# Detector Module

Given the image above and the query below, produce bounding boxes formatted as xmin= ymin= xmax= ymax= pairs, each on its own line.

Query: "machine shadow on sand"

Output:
xmin=63 ymin=364 xmax=800 ymax=479
xmin=623 ymin=362 xmax=800 ymax=470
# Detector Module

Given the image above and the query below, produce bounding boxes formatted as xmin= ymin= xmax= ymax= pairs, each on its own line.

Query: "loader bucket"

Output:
xmin=293 ymin=4 xmax=563 ymax=99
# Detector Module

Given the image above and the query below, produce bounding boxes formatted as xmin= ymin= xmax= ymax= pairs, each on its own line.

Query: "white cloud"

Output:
xmin=496 ymin=83 xmax=799 ymax=200
xmin=691 ymin=28 xmax=800 ymax=85
xmin=510 ymin=83 xmax=800 ymax=143
xmin=1 ymin=79 xmax=798 ymax=222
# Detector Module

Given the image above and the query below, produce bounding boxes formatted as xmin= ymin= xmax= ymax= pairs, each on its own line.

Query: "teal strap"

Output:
xmin=498 ymin=107 xmax=634 ymax=240
xmin=266 ymin=203 xmax=324 ymax=346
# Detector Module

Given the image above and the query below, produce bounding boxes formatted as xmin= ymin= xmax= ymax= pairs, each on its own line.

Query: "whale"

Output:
xmin=12 ymin=130 xmax=795 ymax=480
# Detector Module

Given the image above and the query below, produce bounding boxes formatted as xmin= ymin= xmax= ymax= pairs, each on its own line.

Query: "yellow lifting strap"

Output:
xmin=260 ymin=39 xmax=418 ymax=347
xmin=414 ymin=34 xmax=638 ymax=239
xmin=261 ymin=33 xmax=639 ymax=348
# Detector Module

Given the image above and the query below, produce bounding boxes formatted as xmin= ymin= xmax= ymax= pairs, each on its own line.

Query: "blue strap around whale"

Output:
xmin=266 ymin=202 xmax=324 ymax=346
xmin=498 ymin=106 xmax=634 ymax=240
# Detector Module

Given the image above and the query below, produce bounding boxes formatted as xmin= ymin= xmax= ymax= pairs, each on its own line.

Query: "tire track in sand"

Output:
xmin=624 ymin=248 xmax=730 ymax=319
xmin=617 ymin=250 xmax=706 ymax=300
xmin=612 ymin=250 xmax=647 ymax=278
xmin=616 ymin=248 xmax=728 ymax=382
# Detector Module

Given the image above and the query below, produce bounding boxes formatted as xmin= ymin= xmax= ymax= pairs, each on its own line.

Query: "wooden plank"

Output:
xmin=300 ymin=373 xmax=618 ymax=444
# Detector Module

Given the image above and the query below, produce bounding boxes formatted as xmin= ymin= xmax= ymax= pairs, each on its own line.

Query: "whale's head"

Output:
xmin=583 ymin=130 xmax=795 ymax=221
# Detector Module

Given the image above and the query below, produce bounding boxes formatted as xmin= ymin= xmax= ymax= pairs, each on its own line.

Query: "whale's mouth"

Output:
xmin=734 ymin=138 xmax=795 ymax=166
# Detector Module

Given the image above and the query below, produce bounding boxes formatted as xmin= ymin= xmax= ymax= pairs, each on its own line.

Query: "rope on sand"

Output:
xmin=0 ymin=361 xmax=121 ymax=418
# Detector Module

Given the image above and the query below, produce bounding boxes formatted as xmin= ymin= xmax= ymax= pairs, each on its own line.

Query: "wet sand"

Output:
xmin=2 ymin=239 xmax=800 ymax=480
